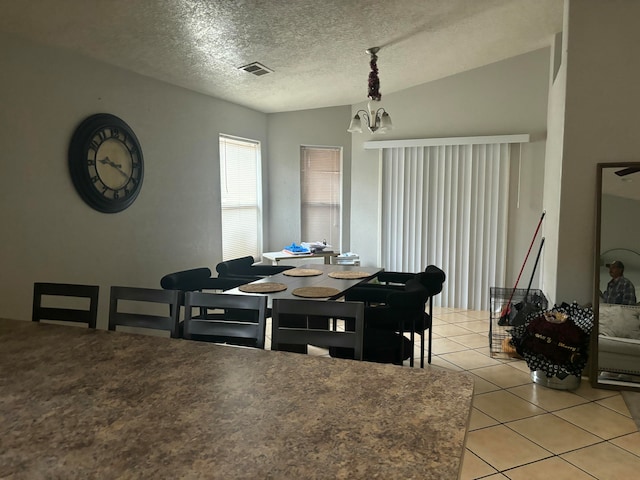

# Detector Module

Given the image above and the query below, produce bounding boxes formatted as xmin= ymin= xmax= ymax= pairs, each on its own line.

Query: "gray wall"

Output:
xmin=599 ymin=193 xmax=640 ymax=295
xmin=266 ymin=107 xmax=352 ymax=252
xmin=1 ymin=35 xmax=555 ymax=322
xmin=348 ymin=48 xmax=551 ymax=293
xmin=600 ymin=195 xmax=640 ymax=255
xmin=0 ymin=33 xmax=267 ymax=327
xmin=546 ymin=0 xmax=640 ymax=305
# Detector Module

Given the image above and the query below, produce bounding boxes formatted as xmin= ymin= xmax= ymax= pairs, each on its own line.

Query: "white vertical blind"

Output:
xmin=381 ymin=143 xmax=510 ymax=310
xmin=219 ymin=135 xmax=262 ymax=260
xmin=300 ymin=146 xmax=341 ymax=248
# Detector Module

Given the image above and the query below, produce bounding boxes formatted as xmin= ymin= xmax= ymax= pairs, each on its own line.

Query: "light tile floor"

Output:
xmin=266 ymin=306 xmax=640 ymax=479
xmin=433 ymin=307 xmax=640 ymax=480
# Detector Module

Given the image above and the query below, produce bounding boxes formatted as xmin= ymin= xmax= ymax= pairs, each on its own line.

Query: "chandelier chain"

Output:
xmin=368 ymin=51 xmax=381 ymax=101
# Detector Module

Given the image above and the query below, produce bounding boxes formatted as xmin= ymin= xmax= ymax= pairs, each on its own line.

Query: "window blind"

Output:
xmin=219 ymin=135 xmax=261 ymax=260
xmin=381 ymin=143 xmax=510 ymax=310
xmin=300 ymin=146 xmax=342 ymax=249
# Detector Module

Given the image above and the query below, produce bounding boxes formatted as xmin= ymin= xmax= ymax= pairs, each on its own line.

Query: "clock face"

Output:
xmin=69 ymin=114 xmax=144 ymax=213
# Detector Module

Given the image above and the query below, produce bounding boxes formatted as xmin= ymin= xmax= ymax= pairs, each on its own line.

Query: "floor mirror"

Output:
xmin=590 ymin=162 xmax=640 ymax=391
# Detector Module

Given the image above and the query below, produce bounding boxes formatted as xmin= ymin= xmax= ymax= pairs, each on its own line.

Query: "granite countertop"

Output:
xmin=0 ymin=319 xmax=474 ymax=479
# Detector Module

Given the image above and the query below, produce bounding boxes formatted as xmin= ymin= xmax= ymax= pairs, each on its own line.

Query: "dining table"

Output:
xmin=0 ymin=318 xmax=474 ymax=479
xmin=223 ymin=263 xmax=383 ymax=308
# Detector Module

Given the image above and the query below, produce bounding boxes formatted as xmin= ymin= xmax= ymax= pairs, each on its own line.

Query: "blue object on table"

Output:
xmin=284 ymin=243 xmax=310 ymax=254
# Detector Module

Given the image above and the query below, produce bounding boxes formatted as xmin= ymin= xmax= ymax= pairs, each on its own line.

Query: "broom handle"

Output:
xmin=524 ymin=237 xmax=545 ymax=295
xmin=504 ymin=211 xmax=546 ymax=307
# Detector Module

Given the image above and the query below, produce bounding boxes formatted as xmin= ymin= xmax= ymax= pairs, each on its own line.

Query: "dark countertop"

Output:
xmin=0 ymin=318 xmax=474 ymax=479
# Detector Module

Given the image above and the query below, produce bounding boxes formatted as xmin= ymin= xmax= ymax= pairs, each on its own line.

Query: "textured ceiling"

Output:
xmin=0 ymin=0 xmax=563 ymax=113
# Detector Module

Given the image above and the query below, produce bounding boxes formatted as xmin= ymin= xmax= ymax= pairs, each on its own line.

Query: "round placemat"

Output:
xmin=292 ymin=286 xmax=341 ymax=298
xmin=328 ymin=271 xmax=371 ymax=280
xmin=238 ymin=282 xmax=287 ymax=293
xmin=283 ymin=268 xmax=324 ymax=277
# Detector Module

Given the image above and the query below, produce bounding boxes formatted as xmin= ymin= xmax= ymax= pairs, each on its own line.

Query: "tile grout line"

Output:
xmin=427 ymin=324 xmax=640 ymax=479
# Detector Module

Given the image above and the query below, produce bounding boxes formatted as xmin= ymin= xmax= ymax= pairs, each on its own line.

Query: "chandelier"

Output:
xmin=347 ymin=47 xmax=393 ymax=134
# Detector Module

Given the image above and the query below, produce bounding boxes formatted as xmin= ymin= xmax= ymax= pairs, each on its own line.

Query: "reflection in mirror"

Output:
xmin=592 ymin=162 xmax=640 ymax=390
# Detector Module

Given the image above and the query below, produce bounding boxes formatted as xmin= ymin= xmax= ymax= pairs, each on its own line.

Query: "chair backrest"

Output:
xmin=271 ymin=299 xmax=364 ymax=360
xmin=420 ymin=266 xmax=446 ymax=296
xmin=183 ymin=291 xmax=268 ymax=348
xmin=160 ymin=267 xmax=213 ymax=291
xmin=215 ymin=256 xmax=293 ymax=281
xmin=215 ymin=256 xmax=256 ymax=277
xmin=375 ymin=265 xmax=446 ymax=290
xmin=108 ymin=286 xmax=182 ymax=338
xmin=32 ymin=282 xmax=99 ymax=328
xmin=160 ymin=268 xmax=248 ymax=319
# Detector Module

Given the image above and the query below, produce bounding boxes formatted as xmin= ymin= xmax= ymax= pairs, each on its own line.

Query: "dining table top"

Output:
xmin=224 ymin=263 xmax=383 ymax=307
xmin=0 ymin=318 xmax=474 ymax=479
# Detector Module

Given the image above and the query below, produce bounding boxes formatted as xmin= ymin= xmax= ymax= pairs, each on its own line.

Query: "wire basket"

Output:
xmin=489 ymin=287 xmax=548 ymax=358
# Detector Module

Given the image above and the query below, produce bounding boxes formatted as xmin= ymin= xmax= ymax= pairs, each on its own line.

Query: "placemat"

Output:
xmin=292 ymin=286 xmax=341 ymax=298
xmin=283 ymin=268 xmax=324 ymax=277
xmin=238 ymin=282 xmax=287 ymax=293
xmin=328 ymin=271 xmax=371 ymax=279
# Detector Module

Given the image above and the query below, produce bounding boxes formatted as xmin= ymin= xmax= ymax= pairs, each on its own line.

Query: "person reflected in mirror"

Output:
xmin=601 ymin=260 xmax=637 ymax=304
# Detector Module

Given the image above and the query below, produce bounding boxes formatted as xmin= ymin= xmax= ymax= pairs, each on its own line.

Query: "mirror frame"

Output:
xmin=590 ymin=161 xmax=640 ymax=391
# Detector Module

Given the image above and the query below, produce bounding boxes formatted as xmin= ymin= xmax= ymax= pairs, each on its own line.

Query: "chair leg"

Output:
xmin=420 ymin=330 xmax=425 ymax=368
xmin=409 ymin=319 xmax=415 ymax=367
xmin=399 ymin=318 xmax=404 ymax=365
xmin=427 ymin=297 xmax=433 ymax=364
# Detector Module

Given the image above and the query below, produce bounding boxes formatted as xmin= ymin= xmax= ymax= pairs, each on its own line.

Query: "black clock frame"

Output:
xmin=68 ymin=113 xmax=144 ymax=213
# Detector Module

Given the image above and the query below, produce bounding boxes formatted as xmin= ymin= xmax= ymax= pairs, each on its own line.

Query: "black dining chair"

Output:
xmin=32 ymin=282 xmax=100 ymax=328
xmin=183 ymin=291 xmax=268 ymax=348
xmin=271 ymin=299 xmax=365 ymax=360
xmin=160 ymin=267 xmax=249 ymax=319
xmin=348 ymin=265 xmax=443 ymax=298
xmin=108 ymin=286 xmax=183 ymax=338
xmin=160 ymin=267 xmax=248 ymax=292
xmin=346 ymin=267 xmax=446 ymax=367
xmin=215 ymin=256 xmax=294 ymax=282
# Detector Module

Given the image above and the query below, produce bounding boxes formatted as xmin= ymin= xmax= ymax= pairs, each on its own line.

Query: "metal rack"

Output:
xmin=489 ymin=287 xmax=548 ymax=357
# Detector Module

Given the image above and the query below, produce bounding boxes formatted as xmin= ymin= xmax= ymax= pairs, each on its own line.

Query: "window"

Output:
xmin=219 ymin=135 xmax=262 ymax=260
xmin=300 ymin=146 xmax=342 ymax=249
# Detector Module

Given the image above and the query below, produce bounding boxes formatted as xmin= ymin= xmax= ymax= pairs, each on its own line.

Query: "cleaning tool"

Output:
xmin=498 ymin=211 xmax=545 ymax=326
xmin=510 ymin=237 xmax=545 ymax=327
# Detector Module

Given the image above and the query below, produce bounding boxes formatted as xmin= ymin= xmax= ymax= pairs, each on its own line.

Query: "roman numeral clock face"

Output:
xmin=69 ymin=114 xmax=144 ymax=213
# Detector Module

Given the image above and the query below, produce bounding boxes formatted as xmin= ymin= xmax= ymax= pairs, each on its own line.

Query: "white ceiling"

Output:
xmin=602 ymin=166 xmax=640 ymax=202
xmin=0 ymin=0 xmax=563 ymax=113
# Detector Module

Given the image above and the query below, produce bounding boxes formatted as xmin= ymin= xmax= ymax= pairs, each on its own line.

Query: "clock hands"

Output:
xmin=98 ymin=157 xmax=129 ymax=178
xmin=98 ymin=156 xmax=121 ymax=168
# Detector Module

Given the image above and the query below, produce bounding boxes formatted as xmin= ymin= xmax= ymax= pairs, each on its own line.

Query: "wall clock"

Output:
xmin=69 ymin=113 xmax=144 ymax=213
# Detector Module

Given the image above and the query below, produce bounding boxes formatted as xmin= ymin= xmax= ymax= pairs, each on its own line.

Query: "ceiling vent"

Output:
xmin=238 ymin=62 xmax=273 ymax=76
